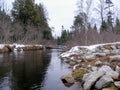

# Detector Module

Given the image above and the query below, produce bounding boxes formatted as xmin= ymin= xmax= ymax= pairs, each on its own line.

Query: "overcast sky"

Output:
xmin=3 ymin=0 xmax=120 ymax=37
xmin=35 ymin=0 xmax=78 ymax=37
xmin=35 ymin=0 xmax=120 ymax=37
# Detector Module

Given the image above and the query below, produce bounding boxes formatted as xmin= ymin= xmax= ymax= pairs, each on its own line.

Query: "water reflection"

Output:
xmin=0 ymin=49 xmax=81 ymax=90
xmin=0 ymin=50 xmax=51 ymax=90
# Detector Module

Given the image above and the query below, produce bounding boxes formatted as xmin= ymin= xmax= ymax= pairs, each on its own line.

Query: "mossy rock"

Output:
xmin=72 ymin=69 xmax=88 ymax=82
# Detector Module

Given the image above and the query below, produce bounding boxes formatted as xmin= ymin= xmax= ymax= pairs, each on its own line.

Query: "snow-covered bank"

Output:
xmin=0 ymin=43 xmax=44 ymax=53
xmin=60 ymin=42 xmax=120 ymax=58
xmin=60 ymin=42 xmax=120 ymax=90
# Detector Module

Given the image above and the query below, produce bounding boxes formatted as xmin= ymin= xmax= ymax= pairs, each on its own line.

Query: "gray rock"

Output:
xmin=103 ymin=50 xmax=110 ymax=54
xmin=77 ymin=60 xmax=82 ymax=63
xmin=95 ymin=75 xmax=113 ymax=89
xmin=61 ymin=74 xmax=75 ymax=85
xmin=114 ymin=81 xmax=120 ymax=88
xmin=109 ymin=55 xmax=120 ymax=62
xmin=118 ymin=63 xmax=120 ymax=67
xmin=83 ymin=54 xmax=95 ymax=60
xmin=82 ymin=73 xmax=91 ymax=82
xmin=111 ymin=45 xmax=117 ymax=50
xmin=83 ymin=71 xmax=105 ymax=90
xmin=95 ymin=61 xmax=103 ymax=66
xmin=116 ymin=44 xmax=120 ymax=49
xmin=99 ymin=65 xmax=119 ymax=80
xmin=64 ymin=59 xmax=70 ymax=63
xmin=95 ymin=53 xmax=106 ymax=57
xmin=69 ymin=61 xmax=76 ymax=66
xmin=115 ymin=65 xmax=120 ymax=74
xmin=91 ymin=66 xmax=98 ymax=71
xmin=73 ymin=64 xmax=80 ymax=70
xmin=111 ymin=49 xmax=120 ymax=55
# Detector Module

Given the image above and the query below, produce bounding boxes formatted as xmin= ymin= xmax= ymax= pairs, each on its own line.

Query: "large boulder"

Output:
xmin=83 ymin=70 xmax=105 ymax=90
xmin=99 ymin=65 xmax=119 ymax=80
xmin=95 ymin=75 xmax=113 ymax=89
xmin=61 ymin=74 xmax=75 ymax=87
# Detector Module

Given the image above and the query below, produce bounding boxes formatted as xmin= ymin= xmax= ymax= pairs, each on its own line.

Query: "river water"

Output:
xmin=0 ymin=49 xmax=82 ymax=90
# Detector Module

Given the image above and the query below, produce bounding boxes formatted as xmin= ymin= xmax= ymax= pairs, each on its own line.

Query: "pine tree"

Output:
xmin=100 ymin=20 xmax=107 ymax=33
xmin=12 ymin=0 xmax=35 ymax=24
xmin=105 ymin=0 xmax=114 ymax=30
xmin=11 ymin=0 xmax=53 ymax=41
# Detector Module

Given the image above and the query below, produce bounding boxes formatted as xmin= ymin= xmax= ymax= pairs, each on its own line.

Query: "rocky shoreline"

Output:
xmin=60 ymin=42 xmax=120 ymax=90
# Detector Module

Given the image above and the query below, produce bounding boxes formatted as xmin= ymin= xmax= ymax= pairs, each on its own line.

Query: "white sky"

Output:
xmin=35 ymin=0 xmax=78 ymax=37
xmin=2 ymin=0 xmax=120 ymax=37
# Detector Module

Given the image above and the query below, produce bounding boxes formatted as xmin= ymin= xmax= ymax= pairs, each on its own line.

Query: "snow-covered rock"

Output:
xmin=61 ymin=42 xmax=120 ymax=61
xmin=60 ymin=42 xmax=120 ymax=90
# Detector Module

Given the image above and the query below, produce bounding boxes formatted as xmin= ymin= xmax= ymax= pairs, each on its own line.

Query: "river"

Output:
xmin=0 ymin=49 xmax=82 ymax=90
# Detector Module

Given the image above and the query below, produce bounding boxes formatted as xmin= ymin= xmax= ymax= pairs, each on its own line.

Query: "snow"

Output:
xmin=12 ymin=43 xmax=25 ymax=48
xmin=60 ymin=42 xmax=120 ymax=58
xmin=0 ymin=44 xmax=5 ymax=49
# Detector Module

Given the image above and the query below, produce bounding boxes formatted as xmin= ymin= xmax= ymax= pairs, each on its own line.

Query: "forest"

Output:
xmin=58 ymin=0 xmax=120 ymax=47
xmin=0 ymin=0 xmax=120 ymax=47
xmin=0 ymin=0 xmax=53 ymax=45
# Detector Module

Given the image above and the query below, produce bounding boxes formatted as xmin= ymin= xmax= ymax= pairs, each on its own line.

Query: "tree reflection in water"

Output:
xmin=0 ymin=50 xmax=51 ymax=90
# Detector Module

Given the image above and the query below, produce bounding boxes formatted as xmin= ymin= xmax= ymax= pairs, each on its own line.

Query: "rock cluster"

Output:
xmin=60 ymin=42 xmax=120 ymax=90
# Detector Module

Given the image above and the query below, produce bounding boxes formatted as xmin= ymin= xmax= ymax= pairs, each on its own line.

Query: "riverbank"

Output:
xmin=0 ymin=43 xmax=46 ymax=53
xmin=60 ymin=42 xmax=120 ymax=90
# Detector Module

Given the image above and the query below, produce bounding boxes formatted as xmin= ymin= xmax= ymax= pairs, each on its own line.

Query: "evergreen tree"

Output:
xmin=93 ymin=24 xmax=97 ymax=31
xmin=34 ymin=4 xmax=48 ymax=27
xmin=12 ymin=0 xmax=35 ymax=24
xmin=11 ymin=0 xmax=53 ymax=41
xmin=105 ymin=0 xmax=114 ymax=30
xmin=57 ymin=26 xmax=71 ymax=45
xmin=100 ymin=20 xmax=107 ymax=33
xmin=73 ymin=12 xmax=87 ymax=30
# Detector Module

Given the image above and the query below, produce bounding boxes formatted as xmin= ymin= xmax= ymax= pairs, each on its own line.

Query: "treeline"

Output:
xmin=57 ymin=0 xmax=120 ymax=47
xmin=0 ymin=0 xmax=53 ymax=44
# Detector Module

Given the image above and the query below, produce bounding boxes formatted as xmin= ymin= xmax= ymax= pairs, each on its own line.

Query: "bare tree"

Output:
xmin=95 ymin=0 xmax=106 ymax=24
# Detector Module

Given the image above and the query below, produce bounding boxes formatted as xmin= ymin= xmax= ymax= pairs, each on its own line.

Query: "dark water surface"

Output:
xmin=0 ymin=49 xmax=81 ymax=90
